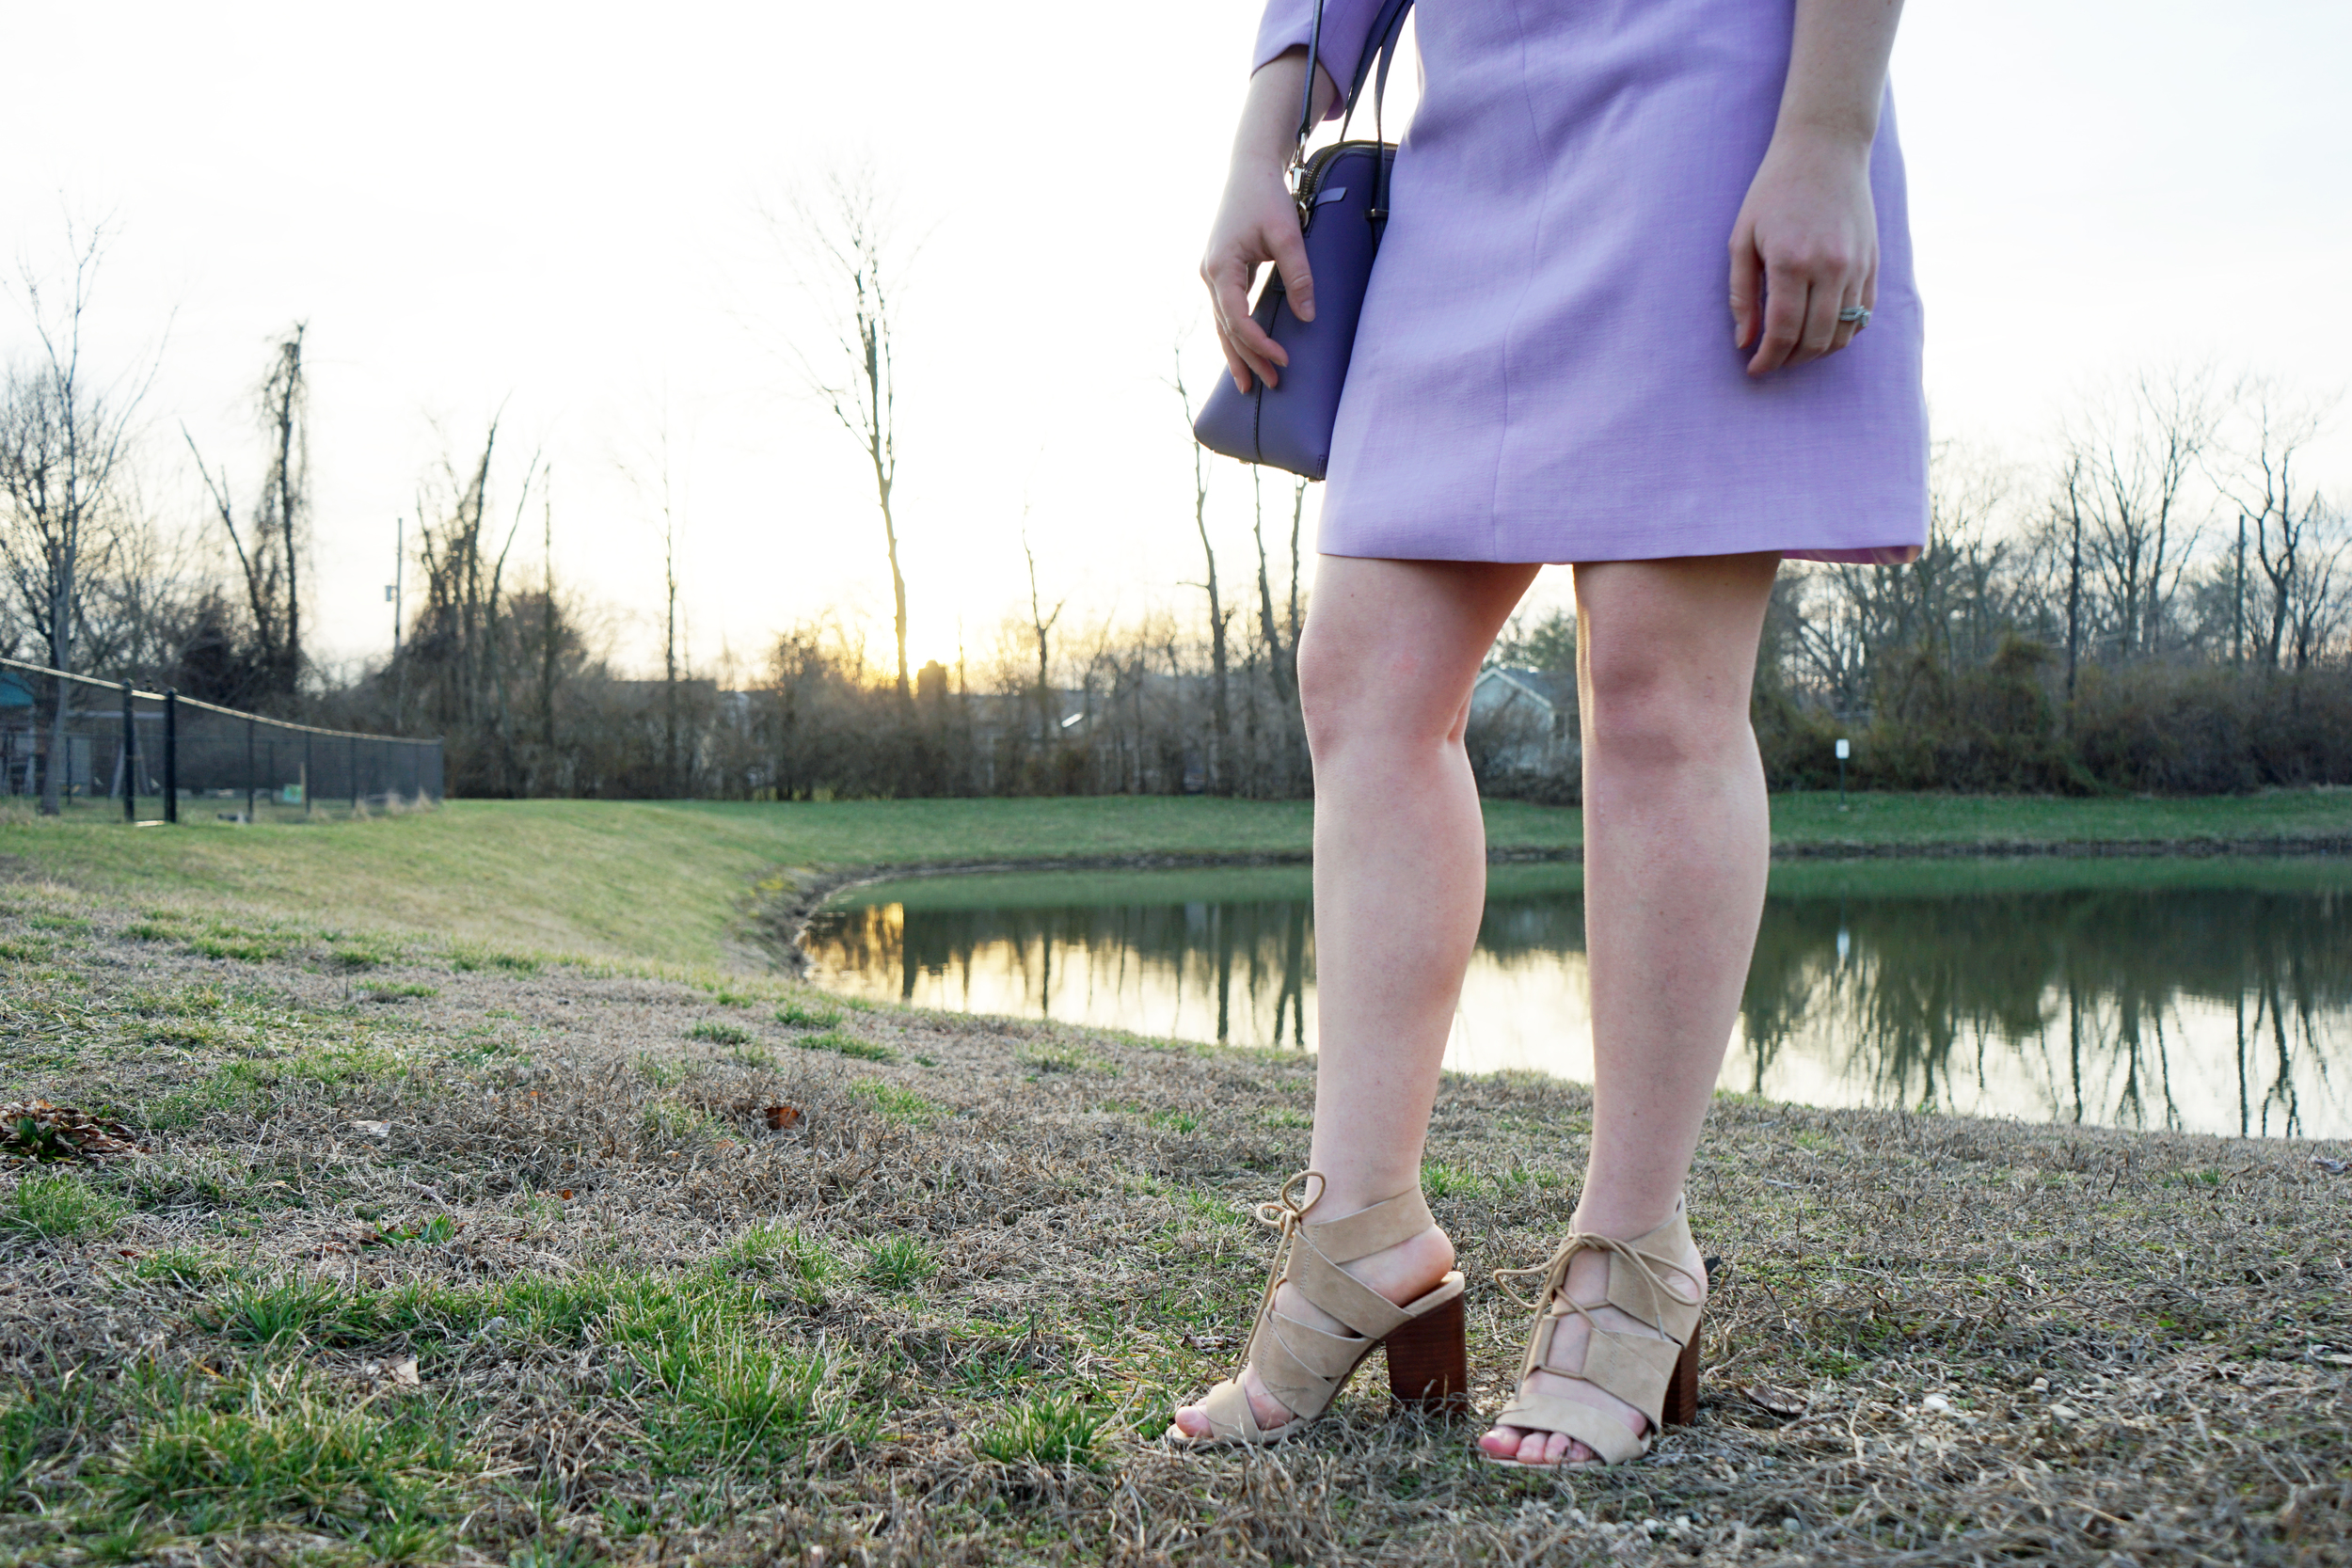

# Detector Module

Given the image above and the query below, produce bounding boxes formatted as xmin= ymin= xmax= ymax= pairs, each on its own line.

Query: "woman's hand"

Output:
xmin=1202 ymin=47 xmax=1335 ymax=394
xmin=1728 ymin=129 xmax=1879 ymax=376
xmin=1202 ymin=162 xmax=1314 ymax=394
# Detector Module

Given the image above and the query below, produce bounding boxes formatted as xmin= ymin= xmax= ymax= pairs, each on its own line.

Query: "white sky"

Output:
xmin=5 ymin=1 xmax=2347 ymax=681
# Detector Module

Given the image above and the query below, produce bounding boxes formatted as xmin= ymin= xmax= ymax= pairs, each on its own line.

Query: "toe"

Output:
xmin=1515 ymin=1429 xmax=1550 ymax=1465
xmin=1170 ymin=1405 xmax=1212 ymax=1440
xmin=1478 ymin=1424 xmax=1521 ymax=1458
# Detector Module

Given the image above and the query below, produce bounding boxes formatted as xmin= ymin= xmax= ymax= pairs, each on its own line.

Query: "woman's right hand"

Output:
xmin=1201 ymin=162 xmax=1312 ymax=395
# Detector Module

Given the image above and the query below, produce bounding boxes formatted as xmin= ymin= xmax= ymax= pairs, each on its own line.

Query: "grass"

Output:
xmin=5 ymin=791 xmax=2347 ymax=972
xmin=1 ymin=840 xmax=2347 ymax=1564
xmin=359 ymin=979 xmax=439 ymax=1002
xmin=2 ymin=1171 xmax=123 ymax=1239
xmin=798 ymin=1029 xmax=896 ymax=1063
xmin=858 ymin=1234 xmax=941 ymax=1291
xmin=974 ymin=1396 xmax=1109 ymax=1470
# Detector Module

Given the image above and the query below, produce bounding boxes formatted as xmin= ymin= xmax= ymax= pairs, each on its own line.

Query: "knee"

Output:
xmin=1580 ymin=641 xmax=1749 ymax=771
xmin=1296 ymin=622 xmax=1467 ymax=763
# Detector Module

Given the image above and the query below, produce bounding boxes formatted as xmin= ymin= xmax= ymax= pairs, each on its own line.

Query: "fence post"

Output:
xmin=304 ymin=732 xmax=313 ymax=819
xmin=245 ymin=716 xmax=257 ymax=822
xmin=350 ymin=735 xmax=360 ymax=815
xmin=120 ymin=681 xmax=136 ymax=823
xmin=162 ymin=690 xmax=179 ymax=824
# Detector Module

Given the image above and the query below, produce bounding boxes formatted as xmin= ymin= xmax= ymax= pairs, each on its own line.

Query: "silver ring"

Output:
xmin=1837 ymin=306 xmax=1871 ymax=328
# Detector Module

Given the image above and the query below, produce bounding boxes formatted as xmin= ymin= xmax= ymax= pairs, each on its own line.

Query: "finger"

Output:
xmin=1827 ymin=276 xmax=1864 ymax=356
xmin=1216 ymin=336 xmax=1253 ymax=395
xmin=1269 ymin=224 xmax=1316 ymax=324
xmin=1207 ymin=261 xmax=1286 ymax=387
xmin=1727 ymin=225 xmax=1762 ymax=350
xmin=1747 ymin=268 xmax=1808 ymax=375
xmin=1793 ymin=273 xmax=1843 ymax=366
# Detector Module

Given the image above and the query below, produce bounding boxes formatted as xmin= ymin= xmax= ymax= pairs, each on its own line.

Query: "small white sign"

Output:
xmin=1835 ymin=738 xmax=1851 ymax=760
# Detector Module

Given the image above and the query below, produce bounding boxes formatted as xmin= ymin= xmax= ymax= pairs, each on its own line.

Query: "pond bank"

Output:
xmin=1 ymin=882 xmax=2344 ymax=1565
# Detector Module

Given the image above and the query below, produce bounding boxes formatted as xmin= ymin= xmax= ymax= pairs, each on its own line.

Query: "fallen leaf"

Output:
xmin=764 ymin=1103 xmax=803 ymax=1131
xmin=389 ymin=1356 xmax=421 ymax=1386
xmin=2 ymin=1100 xmax=143 ymax=1162
xmin=350 ymin=1120 xmax=391 ymax=1139
xmin=1742 ymin=1384 xmax=1807 ymax=1418
xmin=2312 ymin=1156 xmax=2348 ymax=1175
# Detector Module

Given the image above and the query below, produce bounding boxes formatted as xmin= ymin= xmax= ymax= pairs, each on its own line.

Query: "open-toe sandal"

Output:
xmin=1486 ymin=1196 xmax=1705 ymax=1467
xmin=1172 ymin=1170 xmax=1468 ymax=1449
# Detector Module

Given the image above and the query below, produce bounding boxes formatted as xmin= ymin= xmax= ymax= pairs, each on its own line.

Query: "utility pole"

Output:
xmin=389 ymin=516 xmax=406 ymax=730
xmin=389 ymin=516 xmax=404 ymax=656
xmin=2233 ymin=513 xmax=2247 ymax=667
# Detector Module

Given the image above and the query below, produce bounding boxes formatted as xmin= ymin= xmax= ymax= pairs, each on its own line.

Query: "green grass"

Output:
xmin=102 ymin=1371 xmax=472 ymax=1553
xmin=3 ymin=1171 xmax=125 ymax=1240
xmin=797 ymin=1029 xmax=895 ymax=1063
xmin=775 ymin=1000 xmax=844 ymax=1029
xmin=684 ymin=1019 xmax=755 ymax=1046
xmin=4 ymin=791 xmax=2346 ymax=972
xmin=850 ymin=1080 xmax=939 ymax=1123
xmin=973 ymin=1395 xmax=1108 ymax=1469
xmin=858 ymin=1234 xmax=940 ymax=1291
xmin=359 ymin=980 xmax=439 ymax=1002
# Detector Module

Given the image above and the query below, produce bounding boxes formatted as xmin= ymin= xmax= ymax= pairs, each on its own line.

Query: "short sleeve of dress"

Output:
xmin=1251 ymin=0 xmax=1383 ymax=121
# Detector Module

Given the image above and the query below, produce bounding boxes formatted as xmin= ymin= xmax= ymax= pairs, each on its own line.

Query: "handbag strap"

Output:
xmin=1292 ymin=0 xmax=1417 ymax=160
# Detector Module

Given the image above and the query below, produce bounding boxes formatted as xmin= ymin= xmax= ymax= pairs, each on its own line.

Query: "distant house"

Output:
xmin=1469 ymin=665 xmax=1579 ymax=775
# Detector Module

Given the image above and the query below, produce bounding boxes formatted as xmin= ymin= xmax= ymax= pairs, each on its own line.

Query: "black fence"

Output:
xmin=0 ymin=657 xmax=443 ymax=824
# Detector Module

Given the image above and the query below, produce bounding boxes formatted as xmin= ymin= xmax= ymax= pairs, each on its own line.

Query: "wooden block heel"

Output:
xmin=1660 ymin=1309 xmax=1702 ymax=1427
xmin=1486 ymin=1198 xmax=1708 ymax=1466
xmin=1386 ymin=1290 xmax=1470 ymax=1412
xmin=1171 ymin=1171 xmax=1470 ymax=1448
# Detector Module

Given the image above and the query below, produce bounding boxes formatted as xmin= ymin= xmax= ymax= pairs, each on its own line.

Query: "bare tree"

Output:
xmin=1251 ymin=467 xmax=1296 ymax=708
xmin=1021 ymin=527 xmax=1065 ymax=746
xmin=1171 ymin=355 xmax=1232 ymax=791
xmin=184 ymin=323 xmax=309 ymax=705
xmin=405 ymin=422 xmax=542 ymax=790
xmin=2058 ymin=368 xmax=2217 ymax=660
xmin=0 ymin=224 xmax=146 ymax=813
xmin=776 ymin=166 xmax=915 ymax=702
xmin=2215 ymin=381 xmax=2343 ymax=671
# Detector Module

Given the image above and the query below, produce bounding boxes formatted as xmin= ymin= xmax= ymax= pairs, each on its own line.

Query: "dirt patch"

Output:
xmin=1 ymin=886 xmax=2346 ymax=1565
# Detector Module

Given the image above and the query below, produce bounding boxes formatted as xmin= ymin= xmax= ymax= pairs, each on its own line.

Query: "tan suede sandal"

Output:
xmin=1485 ymin=1197 xmax=1705 ymax=1467
xmin=1173 ymin=1170 xmax=1469 ymax=1448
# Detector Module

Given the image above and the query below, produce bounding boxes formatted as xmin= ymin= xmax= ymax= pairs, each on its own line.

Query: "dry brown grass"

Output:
xmin=1 ymin=880 xmax=2346 ymax=1566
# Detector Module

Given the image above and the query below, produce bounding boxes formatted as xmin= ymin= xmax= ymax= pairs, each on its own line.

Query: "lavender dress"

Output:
xmin=1253 ymin=0 xmax=1928 ymax=565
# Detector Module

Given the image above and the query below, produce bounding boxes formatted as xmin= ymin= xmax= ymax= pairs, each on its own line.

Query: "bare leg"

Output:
xmin=1480 ymin=552 xmax=1780 ymax=1465
xmin=1171 ymin=556 xmax=1536 ymax=1441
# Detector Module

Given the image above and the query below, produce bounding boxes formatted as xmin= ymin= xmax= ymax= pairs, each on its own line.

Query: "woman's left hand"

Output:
xmin=1727 ymin=129 xmax=1879 ymax=376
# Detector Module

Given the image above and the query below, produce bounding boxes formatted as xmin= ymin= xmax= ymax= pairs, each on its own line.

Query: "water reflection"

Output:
xmin=803 ymin=861 xmax=2352 ymax=1136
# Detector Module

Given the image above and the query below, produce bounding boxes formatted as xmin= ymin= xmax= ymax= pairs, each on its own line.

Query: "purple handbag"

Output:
xmin=1193 ymin=0 xmax=1415 ymax=480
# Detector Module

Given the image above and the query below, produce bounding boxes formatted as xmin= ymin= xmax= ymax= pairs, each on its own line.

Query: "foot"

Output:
xmin=1168 ymin=1221 xmax=1455 ymax=1441
xmin=1477 ymin=1226 xmax=1707 ymax=1466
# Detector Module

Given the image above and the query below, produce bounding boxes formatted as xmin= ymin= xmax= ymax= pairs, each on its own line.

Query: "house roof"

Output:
xmin=1475 ymin=665 xmax=1577 ymax=712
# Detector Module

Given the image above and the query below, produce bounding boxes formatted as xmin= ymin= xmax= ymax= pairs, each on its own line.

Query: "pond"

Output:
xmin=803 ymin=858 xmax=2352 ymax=1138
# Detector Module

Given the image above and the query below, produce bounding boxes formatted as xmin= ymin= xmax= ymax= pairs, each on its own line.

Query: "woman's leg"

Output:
xmin=1171 ymin=555 xmax=1536 ymax=1440
xmin=1480 ymin=551 xmax=1780 ymax=1465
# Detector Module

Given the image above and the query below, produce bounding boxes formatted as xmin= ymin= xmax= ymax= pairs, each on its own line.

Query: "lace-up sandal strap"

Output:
xmin=1194 ymin=1377 xmax=1265 ymax=1444
xmin=1490 ymin=1387 xmax=1650 ymax=1466
xmin=1603 ymin=1201 xmax=1703 ymax=1335
xmin=1302 ymin=1188 xmax=1436 ymax=1265
xmin=1248 ymin=1188 xmax=1441 ymax=1413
